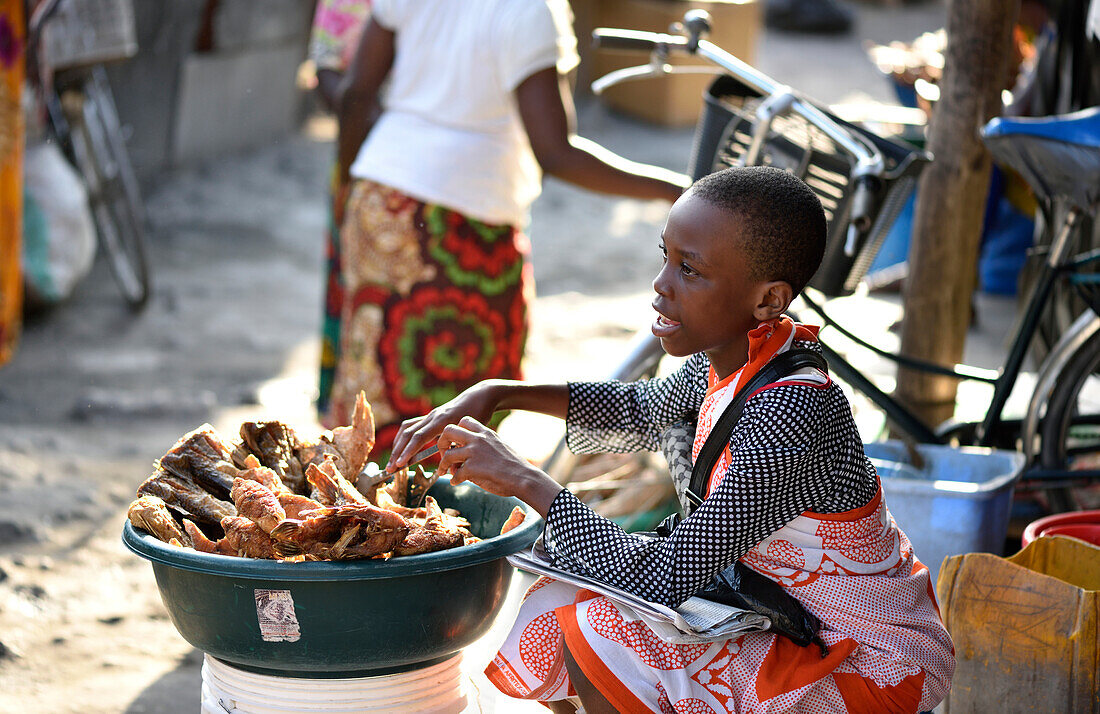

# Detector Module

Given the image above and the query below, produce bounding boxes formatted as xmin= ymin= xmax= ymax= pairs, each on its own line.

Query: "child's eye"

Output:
xmin=679 ymin=262 xmax=697 ymax=277
xmin=658 ymin=243 xmax=668 ymax=262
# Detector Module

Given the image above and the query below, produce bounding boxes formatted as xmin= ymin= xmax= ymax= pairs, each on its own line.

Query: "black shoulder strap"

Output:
xmin=685 ymin=348 xmax=827 ymax=514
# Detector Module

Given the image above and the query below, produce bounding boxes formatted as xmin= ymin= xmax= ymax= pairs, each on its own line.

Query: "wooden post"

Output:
xmin=896 ymin=0 xmax=1019 ymax=430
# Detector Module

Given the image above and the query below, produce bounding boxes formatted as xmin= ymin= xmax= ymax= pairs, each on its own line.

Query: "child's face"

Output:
xmin=651 ymin=192 xmax=787 ymax=378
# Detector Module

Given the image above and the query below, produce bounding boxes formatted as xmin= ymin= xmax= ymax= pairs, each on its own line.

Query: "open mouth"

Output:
xmin=651 ymin=311 xmax=681 ymax=338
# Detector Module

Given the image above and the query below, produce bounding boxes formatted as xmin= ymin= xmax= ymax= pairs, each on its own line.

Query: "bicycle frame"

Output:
xmin=589 ymin=17 xmax=947 ymax=439
xmin=588 ymin=12 xmax=1100 ymax=487
xmin=800 ymin=207 xmax=1100 ymax=455
xmin=27 ymin=0 xmax=150 ymax=308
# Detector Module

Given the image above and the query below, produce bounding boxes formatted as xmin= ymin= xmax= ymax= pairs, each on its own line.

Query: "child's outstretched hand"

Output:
xmin=387 ymin=381 xmax=503 ymax=472
xmin=438 ymin=417 xmax=563 ymax=518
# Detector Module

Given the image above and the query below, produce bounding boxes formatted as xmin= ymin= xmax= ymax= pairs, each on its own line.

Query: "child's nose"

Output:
xmin=653 ymin=263 xmax=673 ymax=297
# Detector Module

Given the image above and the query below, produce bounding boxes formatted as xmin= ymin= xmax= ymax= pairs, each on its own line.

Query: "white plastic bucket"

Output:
xmin=200 ymin=653 xmax=467 ymax=713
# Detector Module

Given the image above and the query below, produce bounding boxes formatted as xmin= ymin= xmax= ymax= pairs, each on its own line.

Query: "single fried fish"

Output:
xmin=230 ymin=477 xmax=286 ymax=534
xmin=128 ymin=495 xmax=191 ymax=547
xmin=331 ymin=391 xmax=375 ymax=480
xmin=269 ymin=503 xmax=409 ymax=559
xmin=306 ymin=456 xmax=366 ymax=506
xmin=137 ymin=469 xmax=236 ymax=527
xmin=392 ymin=497 xmax=467 ymax=557
xmin=221 ymin=516 xmax=279 ymax=559
xmin=238 ymin=421 xmax=306 ymax=493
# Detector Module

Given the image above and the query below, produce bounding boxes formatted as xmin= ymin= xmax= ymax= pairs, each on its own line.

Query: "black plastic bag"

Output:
xmin=697 ymin=562 xmax=827 ymax=657
xmin=654 ymin=515 xmax=827 ymax=657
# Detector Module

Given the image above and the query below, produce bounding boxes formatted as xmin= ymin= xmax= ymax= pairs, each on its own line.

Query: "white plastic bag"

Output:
xmin=22 ymin=141 xmax=96 ymax=305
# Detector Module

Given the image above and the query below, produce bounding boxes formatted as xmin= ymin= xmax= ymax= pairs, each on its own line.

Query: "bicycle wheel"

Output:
xmin=1037 ymin=322 xmax=1100 ymax=512
xmin=65 ymin=67 xmax=150 ymax=308
xmin=1019 ymin=204 xmax=1100 ymax=364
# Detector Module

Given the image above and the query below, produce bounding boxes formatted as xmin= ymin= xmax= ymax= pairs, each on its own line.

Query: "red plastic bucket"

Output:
xmin=1021 ymin=509 xmax=1100 ymax=548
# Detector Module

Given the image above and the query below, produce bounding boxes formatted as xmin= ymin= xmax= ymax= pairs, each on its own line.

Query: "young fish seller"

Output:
xmin=387 ymin=166 xmax=955 ymax=714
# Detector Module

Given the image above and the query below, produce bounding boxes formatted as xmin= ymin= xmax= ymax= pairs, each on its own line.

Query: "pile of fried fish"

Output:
xmin=126 ymin=393 xmax=525 ymax=560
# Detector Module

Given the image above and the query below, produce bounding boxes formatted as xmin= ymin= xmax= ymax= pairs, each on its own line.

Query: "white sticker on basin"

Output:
xmin=254 ymin=589 xmax=301 ymax=642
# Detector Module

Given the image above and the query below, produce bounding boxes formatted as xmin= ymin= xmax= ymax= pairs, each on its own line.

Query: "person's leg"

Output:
xmin=316 ymin=172 xmax=347 ymax=423
xmin=546 ymin=701 xmax=577 ymax=714
xmin=562 ymin=639 xmax=618 ymax=714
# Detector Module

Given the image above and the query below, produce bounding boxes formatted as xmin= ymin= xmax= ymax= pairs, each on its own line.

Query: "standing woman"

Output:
xmin=329 ymin=0 xmax=687 ymax=453
xmin=0 ymin=0 xmax=24 ymax=366
xmin=307 ymin=0 xmax=371 ymax=420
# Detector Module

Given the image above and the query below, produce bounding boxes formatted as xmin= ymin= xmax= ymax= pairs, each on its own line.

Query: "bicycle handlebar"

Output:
xmin=697 ymin=41 xmax=884 ymax=180
xmin=843 ymin=175 xmax=881 ymax=254
xmin=591 ymin=28 xmax=689 ymax=54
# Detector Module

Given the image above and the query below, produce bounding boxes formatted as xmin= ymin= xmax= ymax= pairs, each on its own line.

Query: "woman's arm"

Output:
xmin=308 ymin=0 xmax=370 ymax=112
xmin=516 ymin=68 xmax=689 ymax=202
xmin=315 ymin=68 xmax=344 ymax=112
xmin=336 ymin=18 xmax=395 ymax=185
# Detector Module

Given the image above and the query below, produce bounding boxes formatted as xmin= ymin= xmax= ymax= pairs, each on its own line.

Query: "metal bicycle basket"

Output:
xmin=41 ymin=0 xmax=138 ymax=71
xmin=687 ymin=75 xmax=931 ymax=297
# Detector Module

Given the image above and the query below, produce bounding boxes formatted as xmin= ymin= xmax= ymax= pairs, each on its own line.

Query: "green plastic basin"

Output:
xmin=122 ymin=478 xmax=541 ymax=677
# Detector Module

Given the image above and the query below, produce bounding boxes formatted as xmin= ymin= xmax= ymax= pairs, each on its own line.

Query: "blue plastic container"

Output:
xmin=863 ymin=441 xmax=1025 ymax=587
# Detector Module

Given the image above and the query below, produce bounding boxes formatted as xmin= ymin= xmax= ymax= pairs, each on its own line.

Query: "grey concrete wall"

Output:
xmin=105 ymin=0 xmax=314 ymax=179
xmin=104 ymin=0 xmax=206 ymax=178
xmin=172 ymin=44 xmax=307 ymax=162
xmin=212 ymin=0 xmax=315 ymax=51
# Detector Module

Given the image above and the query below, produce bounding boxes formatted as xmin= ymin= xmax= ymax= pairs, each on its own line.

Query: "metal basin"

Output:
xmin=123 ymin=478 xmax=541 ymax=677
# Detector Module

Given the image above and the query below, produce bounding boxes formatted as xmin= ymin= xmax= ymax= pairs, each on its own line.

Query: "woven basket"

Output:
xmin=42 ymin=0 xmax=137 ymax=71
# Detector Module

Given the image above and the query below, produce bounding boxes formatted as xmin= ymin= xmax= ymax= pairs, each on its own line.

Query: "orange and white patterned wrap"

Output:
xmin=488 ymin=489 xmax=953 ymax=713
xmin=693 ymin=318 xmax=824 ymax=498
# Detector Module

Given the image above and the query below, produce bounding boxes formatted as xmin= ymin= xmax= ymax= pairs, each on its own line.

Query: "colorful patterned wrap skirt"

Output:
xmin=0 ymin=0 xmax=24 ymax=367
xmin=325 ymin=179 xmax=533 ymax=452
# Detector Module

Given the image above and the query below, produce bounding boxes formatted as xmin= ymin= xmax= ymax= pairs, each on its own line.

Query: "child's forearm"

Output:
xmin=481 ymin=380 xmax=570 ymax=420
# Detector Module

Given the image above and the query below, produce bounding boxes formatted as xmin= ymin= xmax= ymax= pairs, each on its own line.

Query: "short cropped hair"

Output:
xmin=690 ymin=166 xmax=827 ymax=295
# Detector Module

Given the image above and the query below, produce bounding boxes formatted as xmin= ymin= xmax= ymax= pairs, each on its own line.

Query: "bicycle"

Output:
xmin=542 ymin=10 xmax=1100 ymax=518
xmin=27 ymin=0 xmax=150 ymax=309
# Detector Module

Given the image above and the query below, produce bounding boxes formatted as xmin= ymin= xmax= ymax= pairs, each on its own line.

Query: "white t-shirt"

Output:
xmin=350 ymin=0 xmax=580 ymax=227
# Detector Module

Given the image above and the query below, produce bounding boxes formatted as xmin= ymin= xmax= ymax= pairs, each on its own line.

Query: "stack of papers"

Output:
xmin=508 ymin=544 xmax=770 ymax=645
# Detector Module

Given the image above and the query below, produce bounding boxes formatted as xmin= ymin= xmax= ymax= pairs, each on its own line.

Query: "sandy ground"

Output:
xmin=0 ymin=4 xmax=973 ymax=711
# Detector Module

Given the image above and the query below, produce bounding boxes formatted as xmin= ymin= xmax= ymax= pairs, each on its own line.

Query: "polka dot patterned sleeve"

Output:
xmin=564 ymin=353 xmax=708 ymax=455
xmin=545 ymin=379 xmax=877 ymax=608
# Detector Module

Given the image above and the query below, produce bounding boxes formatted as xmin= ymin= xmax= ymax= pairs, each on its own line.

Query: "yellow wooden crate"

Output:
xmin=937 ymin=535 xmax=1100 ymax=713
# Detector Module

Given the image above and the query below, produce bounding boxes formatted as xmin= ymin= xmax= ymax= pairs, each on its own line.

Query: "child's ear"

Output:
xmin=754 ymin=281 xmax=794 ymax=321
